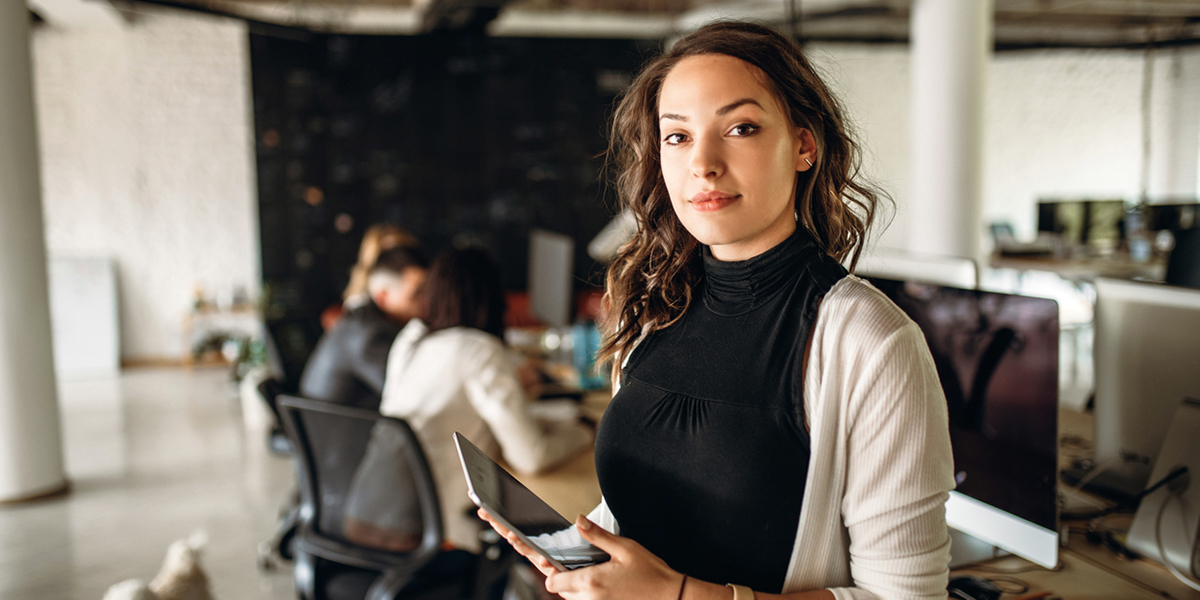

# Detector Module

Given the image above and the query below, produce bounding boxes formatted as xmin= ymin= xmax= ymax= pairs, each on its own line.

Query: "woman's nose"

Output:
xmin=689 ymin=136 xmax=724 ymax=179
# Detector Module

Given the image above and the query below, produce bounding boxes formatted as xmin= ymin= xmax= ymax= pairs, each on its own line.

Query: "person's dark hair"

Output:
xmin=422 ymin=247 xmax=507 ymax=340
xmin=599 ymin=20 xmax=890 ymax=379
xmin=369 ymin=246 xmax=430 ymax=278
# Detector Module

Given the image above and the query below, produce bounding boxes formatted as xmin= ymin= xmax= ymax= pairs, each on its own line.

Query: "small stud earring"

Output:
xmin=804 ymin=158 xmax=814 ymax=168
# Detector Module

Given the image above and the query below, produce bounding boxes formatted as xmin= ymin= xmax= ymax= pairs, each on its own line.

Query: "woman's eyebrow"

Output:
xmin=659 ymin=98 xmax=763 ymax=122
xmin=716 ymin=98 xmax=762 ymax=115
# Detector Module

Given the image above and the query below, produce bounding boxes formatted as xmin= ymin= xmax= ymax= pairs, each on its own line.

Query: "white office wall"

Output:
xmin=808 ymin=43 xmax=1200 ymax=252
xmin=31 ymin=8 xmax=260 ymax=361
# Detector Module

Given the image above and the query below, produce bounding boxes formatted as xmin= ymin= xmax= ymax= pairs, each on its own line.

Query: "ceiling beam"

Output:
xmin=420 ymin=0 xmax=510 ymax=33
xmin=26 ymin=0 xmax=125 ymax=27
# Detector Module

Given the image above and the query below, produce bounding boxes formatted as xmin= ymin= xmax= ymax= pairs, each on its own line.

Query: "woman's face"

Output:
xmin=658 ymin=53 xmax=815 ymax=261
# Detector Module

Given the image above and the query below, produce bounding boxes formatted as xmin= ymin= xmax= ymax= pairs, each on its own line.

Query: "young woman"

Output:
xmin=380 ymin=247 xmax=592 ymax=552
xmin=481 ymin=21 xmax=954 ymax=600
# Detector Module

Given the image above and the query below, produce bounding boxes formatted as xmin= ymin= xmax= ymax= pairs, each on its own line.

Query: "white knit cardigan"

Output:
xmin=588 ymin=275 xmax=956 ymax=600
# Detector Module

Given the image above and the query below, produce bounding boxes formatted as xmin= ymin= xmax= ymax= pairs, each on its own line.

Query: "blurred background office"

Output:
xmin=2 ymin=0 xmax=1200 ymax=599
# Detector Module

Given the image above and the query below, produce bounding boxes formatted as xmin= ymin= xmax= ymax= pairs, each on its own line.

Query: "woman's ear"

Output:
xmin=795 ymin=128 xmax=817 ymax=172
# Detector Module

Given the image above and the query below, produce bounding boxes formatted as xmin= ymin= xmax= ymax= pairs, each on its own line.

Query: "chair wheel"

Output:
xmin=277 ymin=526 xmax=297 ymax=561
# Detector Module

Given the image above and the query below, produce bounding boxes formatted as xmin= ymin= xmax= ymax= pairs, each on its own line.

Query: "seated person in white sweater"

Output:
xmin=380 ymin=247 xmax=593 ymax=552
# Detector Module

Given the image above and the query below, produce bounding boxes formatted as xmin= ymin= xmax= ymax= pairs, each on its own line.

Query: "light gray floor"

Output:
xmin=0 ymin=367 xmax=297 ymax=600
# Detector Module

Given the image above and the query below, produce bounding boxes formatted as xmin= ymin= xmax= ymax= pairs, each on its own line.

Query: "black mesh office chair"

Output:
xmin=277 ymin=395 xmax=511 ymax=600
xmin=256 ymin=317 xmax=321 ymax=562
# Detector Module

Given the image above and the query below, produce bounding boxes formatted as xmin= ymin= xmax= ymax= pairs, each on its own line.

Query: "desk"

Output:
xmin=512 ymin=396 xmax=1200 ymax=598
xmin=511 ymin=391 xmax=609 ymax=520
xmin=990 ymin=253 xmax=1166 ymax=283
xmin=951 ymin=548 xmax=1191 ymax=599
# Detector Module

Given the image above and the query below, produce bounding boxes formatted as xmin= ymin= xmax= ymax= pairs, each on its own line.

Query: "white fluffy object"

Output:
xmin=102 ymin=532 xmax=214 ymax=600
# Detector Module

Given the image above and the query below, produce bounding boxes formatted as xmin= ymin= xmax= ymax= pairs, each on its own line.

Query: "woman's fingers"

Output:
xmin=477 ymin=508 xmax=510 ymax=536
xmin=574 ymin=514 xmax=625 ymax=559
xmin=477 ymin=508 xmax=557 ymax=577
xmin=504 ymin=531 xmax=557 ymax=576
xmin=544 ymin=567 xmax=587 ymax=596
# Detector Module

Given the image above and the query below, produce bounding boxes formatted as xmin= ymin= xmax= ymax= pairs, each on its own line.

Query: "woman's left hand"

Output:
xmin=545 ymin=515 xmax=684 ymax=600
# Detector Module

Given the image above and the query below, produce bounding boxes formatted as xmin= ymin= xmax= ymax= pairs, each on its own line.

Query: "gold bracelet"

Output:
xmin=726 ymin=583 xmax=754 ymax=600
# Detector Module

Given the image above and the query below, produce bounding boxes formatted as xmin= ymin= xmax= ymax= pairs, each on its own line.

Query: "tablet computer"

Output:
xmin=453 ymin=432 xmax=610 ymax=571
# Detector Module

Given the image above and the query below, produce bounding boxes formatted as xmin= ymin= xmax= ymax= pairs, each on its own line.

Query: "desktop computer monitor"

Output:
xmin=1090 ymin=278 xmax=1200 ymax=497
xmin=1166 ymin=228 xmax=1200 ymax=290
xmin=528 ymin=229 xmax=574 ymax=328
xmin=868 ymin=277 xmax=1060 ymax=568
xmin=1145 ymin=201 xmax=1199 ymax=232
xmin=1037 ymin=199 xmax=1126 ymax=251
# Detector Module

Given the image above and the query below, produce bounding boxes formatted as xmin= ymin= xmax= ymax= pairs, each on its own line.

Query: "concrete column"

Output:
xmin=0 ymin=5 xmax=67 ymax=501
xmin=909 ymin=0 xmax=992 ymax=264
xmin=1148 ymin=48 xmax=1200 ymax=198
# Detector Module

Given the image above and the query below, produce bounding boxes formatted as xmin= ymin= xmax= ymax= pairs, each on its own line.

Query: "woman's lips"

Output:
xmin=688 ymin=192 xmax=739 ymax=212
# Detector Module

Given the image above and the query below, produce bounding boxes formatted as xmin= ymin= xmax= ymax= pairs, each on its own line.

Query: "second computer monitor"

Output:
xmin=1093 ymin=278 xmax=1200 ymax=491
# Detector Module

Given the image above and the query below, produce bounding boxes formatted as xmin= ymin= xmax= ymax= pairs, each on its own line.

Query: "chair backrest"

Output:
xmin=276 ymin=395 xmax=444 ymax=569
xmin=263 ymin=317 xmax=324 ymax=393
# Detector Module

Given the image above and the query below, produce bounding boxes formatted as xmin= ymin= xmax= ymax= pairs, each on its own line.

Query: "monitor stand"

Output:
xmin=948 ymin=528 xmax=1008 ymax=568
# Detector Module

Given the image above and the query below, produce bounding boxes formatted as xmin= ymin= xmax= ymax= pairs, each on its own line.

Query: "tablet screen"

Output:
xmin=454 ymin=432 xmax=610 ymax=569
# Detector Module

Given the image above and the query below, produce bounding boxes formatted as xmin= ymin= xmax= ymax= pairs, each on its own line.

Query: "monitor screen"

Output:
xmin=1145 ymin=202 xmax=1199 ymax=232
xmin=528 ymin=229 xmax=574 ymax=327
xmin=868 ymin=278 xmax=1060 ymax=532
xmin=1036 ymin=199 xmax=1125 ymax=250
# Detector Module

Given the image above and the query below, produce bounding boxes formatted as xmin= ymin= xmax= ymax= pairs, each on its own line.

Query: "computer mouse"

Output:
xmin=947 ymin=575 xmax=1003 ymax=600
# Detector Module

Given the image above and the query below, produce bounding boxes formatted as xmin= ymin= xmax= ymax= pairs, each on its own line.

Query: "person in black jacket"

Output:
xmin=299 ymin=246 xmax=429 ymax=410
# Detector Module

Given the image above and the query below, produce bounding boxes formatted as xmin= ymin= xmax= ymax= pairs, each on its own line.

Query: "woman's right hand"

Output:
xmin=477 ymin=508 xmax=558 ymax=577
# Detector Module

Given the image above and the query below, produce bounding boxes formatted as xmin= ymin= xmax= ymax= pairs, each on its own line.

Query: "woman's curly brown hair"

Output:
xmin=598 ymin=20 xmax=890 ymax=381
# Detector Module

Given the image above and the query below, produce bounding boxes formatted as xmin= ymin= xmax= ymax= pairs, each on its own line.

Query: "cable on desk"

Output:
xmin=948 ymin=571 xmax=1031 ymax=596
xmin=1154 ymin=489 xmax=1200 ymax=592
xmin=984 ymin=575 xmax=1030 ymax=595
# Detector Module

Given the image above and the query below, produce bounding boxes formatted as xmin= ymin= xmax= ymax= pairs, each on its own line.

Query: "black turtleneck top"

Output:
xmin=593 ymin=230 xmax=847 ymax=593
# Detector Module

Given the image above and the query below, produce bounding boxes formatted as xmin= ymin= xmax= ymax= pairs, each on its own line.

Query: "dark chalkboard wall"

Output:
xmin=250 ymin=31 xmax=656 ymax=317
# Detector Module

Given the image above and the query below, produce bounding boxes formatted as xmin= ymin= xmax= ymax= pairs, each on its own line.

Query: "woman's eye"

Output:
xmin=729 ymin=124 xmax=760 ymax=137
xmin=663 ymin=133 xmax=687 ymax=145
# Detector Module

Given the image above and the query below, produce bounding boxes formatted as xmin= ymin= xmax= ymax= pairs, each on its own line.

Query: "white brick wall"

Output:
xmin=32 ymin=7 xmax=260 ymax=361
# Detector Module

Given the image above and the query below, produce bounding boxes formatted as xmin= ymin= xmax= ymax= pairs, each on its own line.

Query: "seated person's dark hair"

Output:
xmin=370 ymin=245 xmax=429 ymax=278
xmin=298 ymin=245 xmax=429 ymax=410
xmin=423 ymin=247 xmax=506 ymax=340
